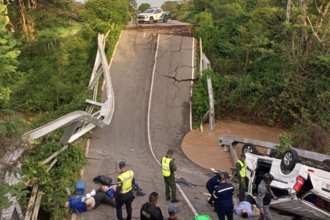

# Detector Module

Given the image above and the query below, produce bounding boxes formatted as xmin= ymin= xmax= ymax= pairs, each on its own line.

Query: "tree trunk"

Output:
xmin=69 ymin=17 xmax=72 ymax=26
xmin=18 ymin=0 xmax=28 ymax=39
xmin=26 ymin=0 xmax=37 ymax=40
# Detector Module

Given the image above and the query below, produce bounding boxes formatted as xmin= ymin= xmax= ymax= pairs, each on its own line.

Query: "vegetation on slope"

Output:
xmin=175 ymin=0 xmax=330 ymax=153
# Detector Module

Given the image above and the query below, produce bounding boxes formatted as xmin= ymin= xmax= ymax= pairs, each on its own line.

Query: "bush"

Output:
xmin=20 ymin=141 xmax=86 ymax=220
xmin=192 ymin=68 xmax=220 ymax=128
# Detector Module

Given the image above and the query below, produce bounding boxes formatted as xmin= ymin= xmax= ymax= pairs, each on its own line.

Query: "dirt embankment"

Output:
xmin=181 ymin=120 xmax=290 ymax=173
xmin=124 ymin=25 xmax=199 ymax=37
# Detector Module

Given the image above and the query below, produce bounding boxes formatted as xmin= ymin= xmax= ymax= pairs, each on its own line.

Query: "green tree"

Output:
xmin=0 ymin=1 xmax=20 ymax=105
xmin=138 ymin=3 xmax=150 ymax=12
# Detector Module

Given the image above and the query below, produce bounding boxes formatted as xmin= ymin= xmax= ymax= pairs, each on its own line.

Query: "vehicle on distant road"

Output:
xmin=242 ymin=145 xmax=330 ymax=220
xmin=137 ymin=7 xmax=171 ymax=24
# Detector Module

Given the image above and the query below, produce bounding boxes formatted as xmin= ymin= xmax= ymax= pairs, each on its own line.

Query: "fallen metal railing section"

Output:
xmin=1 ymin=33 xmax=117 ymax=220
xmin=219 ymin=135 xmax=330 ymax=167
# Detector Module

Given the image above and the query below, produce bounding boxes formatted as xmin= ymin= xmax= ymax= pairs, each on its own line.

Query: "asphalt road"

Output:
xmin=76 ymin=31 xmax=292 ymax=220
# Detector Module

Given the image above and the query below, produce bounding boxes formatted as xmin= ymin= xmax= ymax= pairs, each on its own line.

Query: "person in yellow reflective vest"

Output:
xmin=236 ymin=154 xmax=254 ymax=201
xmin=161 ymin=149 xmax=178 ymax=203
xmin=115 ymin=161 xmax=135 ymax=220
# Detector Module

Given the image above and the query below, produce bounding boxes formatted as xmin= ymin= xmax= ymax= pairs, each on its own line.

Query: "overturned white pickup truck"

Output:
xmin=220 ymin=136 xmax=330 ymax=219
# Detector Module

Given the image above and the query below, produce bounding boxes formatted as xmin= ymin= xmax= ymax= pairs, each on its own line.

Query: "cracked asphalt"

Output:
xmin=76 ymin=31 xmax=292 ymax=220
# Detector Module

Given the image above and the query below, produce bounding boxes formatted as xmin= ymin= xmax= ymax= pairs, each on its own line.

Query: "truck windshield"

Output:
xmin=144 ymin=9 xmax=154 ymax=13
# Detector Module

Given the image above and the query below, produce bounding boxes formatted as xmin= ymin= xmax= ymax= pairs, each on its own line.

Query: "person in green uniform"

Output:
xmin=161 ymin=149 xmax=179 ymax=203
xmin=236 ymin=153 xmax=254 ymax=201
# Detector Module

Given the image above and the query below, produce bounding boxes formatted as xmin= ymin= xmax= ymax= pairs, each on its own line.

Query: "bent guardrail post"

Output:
xmin=207 ymin=77 xmax=215 ymax=131
xmin=219 ymin=135 xmax=330 ymax=163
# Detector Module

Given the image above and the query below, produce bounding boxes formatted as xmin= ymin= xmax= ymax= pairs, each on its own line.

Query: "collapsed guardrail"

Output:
xmin=219 ymin=135 xmax=330 ymax=167
xmin=1 ymin=33 xmax=117 ymax=220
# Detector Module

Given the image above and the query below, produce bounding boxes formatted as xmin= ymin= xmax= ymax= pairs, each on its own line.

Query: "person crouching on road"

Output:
xmin=236 ymin=153 xmax=254 ymax=201
xmin=140 ymin=192 xmax=164 ymax=220
xmin=161 ymin=149 xmax=179 ymax=203
xmin=207 ymin=171 xmax=230 ymax=207
xmin=115 ymin=161 xmax=135 ymax=220
xmin=164 ymin=204 xmax=182 ymax=220
xmin=257 ymin=173 xmax=278 ymax=220
xmin=206 ymin=174 xmax=219 ymax=207
xmin=213 ymin=172 xmax=235 ymax=220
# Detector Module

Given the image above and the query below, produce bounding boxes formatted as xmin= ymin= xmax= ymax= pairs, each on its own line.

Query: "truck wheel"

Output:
xmin=163 ymin=15 xmax=168 ymax=23
xmin=149 ymin=17 xmax=154 ymax=24
xmin=242 ymin=143 xmax=258 ymax=155
xmin=281 ymin=149 xmax=299 ymax=171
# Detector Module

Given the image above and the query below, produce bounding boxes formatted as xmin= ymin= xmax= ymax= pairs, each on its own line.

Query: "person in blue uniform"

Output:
xmin=207 ymin=171 xmax=230 ymax=206
xmin=213 ymin=172 xmax=235 ymax=220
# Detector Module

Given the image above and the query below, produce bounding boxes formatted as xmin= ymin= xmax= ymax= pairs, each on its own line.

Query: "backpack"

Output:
xmin=93 ymin=175 xmax=112 ymax=185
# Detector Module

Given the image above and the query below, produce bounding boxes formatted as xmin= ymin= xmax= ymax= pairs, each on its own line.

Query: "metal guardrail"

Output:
xmin=199 ymin=38 xmax=214 ymax=132
xmin=219 ymin=135 xmax=330 ymax=163
xmin=1 ymin=33 xmax=117 ymax=220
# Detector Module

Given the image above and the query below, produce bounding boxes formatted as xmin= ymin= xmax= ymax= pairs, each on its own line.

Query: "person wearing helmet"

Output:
xmin=213 ymin=172 xmax=235 ymax=220
xmin=257 ymin=173 xmax=278 ymax=220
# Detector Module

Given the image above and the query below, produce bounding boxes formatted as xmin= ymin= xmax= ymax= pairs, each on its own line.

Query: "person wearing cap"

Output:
xmin=213 ymin=172 xmax=235 ymax=220
xmin=140 ymin=192 xmax=164 ymax=220
xmin=115 ymin=161 xmax=136 ymax=220
xmin=257 ymin=173 xmax=278 ymax=220
xmin=206 ymin=171 xmax=229 ymax=207
xmin=164 ymin=204 xmax=182 ymax=220
xmin=161 ymin=149 xmax=178 ymax=203
xmin=236 ymin=153 xmax=254 ymax=201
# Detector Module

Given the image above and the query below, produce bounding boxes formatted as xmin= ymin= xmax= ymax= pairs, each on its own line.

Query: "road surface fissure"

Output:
xmin=147 ymin=34 xmax=199 ymax=216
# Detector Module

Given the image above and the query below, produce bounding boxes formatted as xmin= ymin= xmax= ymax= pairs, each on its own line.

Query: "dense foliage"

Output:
xmin=1 ymin=0 xmax=135 ymax=218
xmin=177 ymin=0 xmax=330 ymax=153
xmin=138 ymin=3 xmax=150 ymax=12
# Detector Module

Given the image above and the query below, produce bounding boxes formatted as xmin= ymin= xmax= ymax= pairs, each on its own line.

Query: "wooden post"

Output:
xmin=199 ymin=38 xmax=203 ymax=75
xmin=207 ymin=77 xmax=215 ymax=131
xmin=24 ymin=184 xmax=39 ymax=220
xmin=31 ymin=191 xmax=43 ymax=220
xmin=42 ymin=145 xmax=68 ymax=165
xmin=47 ymin=158 xmax=58 ymax=172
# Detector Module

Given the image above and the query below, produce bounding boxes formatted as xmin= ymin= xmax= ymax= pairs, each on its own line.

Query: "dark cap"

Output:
xmin=167 ymin=149 xmax=174 ymax=155
xmin=168 ymin=204 xmax=180 ymax=214
xmin=119 ymin=161 xmax=126 ymax=167
xmin=223 ymin=171 xmax=229 ymax=179
xmin=217 ymin=172 xmax=226 ymax=180
xmin=241 ymin=153 xmax=246 ymax=158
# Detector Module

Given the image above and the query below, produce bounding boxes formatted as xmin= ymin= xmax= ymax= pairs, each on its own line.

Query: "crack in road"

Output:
xmin=161 ymin=74 xmax=197 ymax=82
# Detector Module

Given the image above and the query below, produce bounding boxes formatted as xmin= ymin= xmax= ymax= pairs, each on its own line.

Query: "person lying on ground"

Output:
xmin=233 ymin=201 xmax=258 ymax=218
xmin=97 ymin=184 xmax=117 ymax=203
xmin=164 ymin=204 xmax=182 ymax=220
xmin=140 ymin=192 xmax=164 ymax=220
xmin=63 ymin=187 xmax=115 ymax=213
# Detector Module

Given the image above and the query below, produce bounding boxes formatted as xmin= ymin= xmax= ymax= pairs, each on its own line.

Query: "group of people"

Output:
xmin=64 ymin=149 xmax=278 ymax=220
xmin=64 ymin=149 xmax=181 ymax=220
xmin=206 ymin=153 xmax=277 ymax=220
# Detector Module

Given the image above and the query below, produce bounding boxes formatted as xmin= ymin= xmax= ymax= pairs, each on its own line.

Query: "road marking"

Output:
xmin=190 ymin=37 xmax=195 ymax=130
xmin=147 ymin=34 xmax=199 ymax=216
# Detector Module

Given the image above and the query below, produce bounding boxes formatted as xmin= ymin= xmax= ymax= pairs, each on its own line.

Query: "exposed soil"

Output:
xmin=124 ymin=24 xmax=198 ymax=37
xmin=181 ymin=120 xmax=290 ymax=173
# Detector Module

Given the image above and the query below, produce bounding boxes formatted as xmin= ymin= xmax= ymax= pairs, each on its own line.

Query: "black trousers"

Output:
xmin=116 ymin=191 xmax=134 ymax=220
xmin=93 ymin=192 xmax=115 ymax=208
